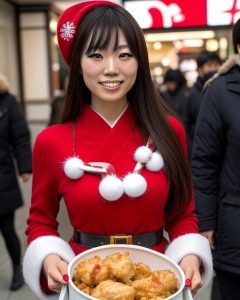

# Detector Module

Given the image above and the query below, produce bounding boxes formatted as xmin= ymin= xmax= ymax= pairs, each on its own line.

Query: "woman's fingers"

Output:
xmin=57 ymin=259 xmax=69 ymax=284
xmin=190 ymin=270 xmax=203 ymax=296
xmin=47 ymin=270 xmax=63 ymax=293
xmin=43 ymin=254 xmax=69 ymax=292
xmin=180 ymin=254 xmax=202 ymax=296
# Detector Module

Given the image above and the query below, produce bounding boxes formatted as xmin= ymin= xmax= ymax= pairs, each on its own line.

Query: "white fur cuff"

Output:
xmin=23 ymin=236 xmax=75 ymax=300
xmin=165 ymin=233 xmax=213 ymax=295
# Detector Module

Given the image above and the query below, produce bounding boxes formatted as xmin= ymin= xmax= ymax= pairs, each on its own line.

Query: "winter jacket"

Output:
xmin=161 ymin=87 xmax=190 ymax=129
xmin=0 ymin=74 xmax=32 ymax=215
xmin=187 ymin=76 xmax=206 ymax=156
xmin=191 ymin=55 xmax=240 ymax=274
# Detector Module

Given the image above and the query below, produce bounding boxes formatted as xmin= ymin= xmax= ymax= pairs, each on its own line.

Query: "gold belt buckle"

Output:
xmin=110 ymin=235 xmax=133 ymax=244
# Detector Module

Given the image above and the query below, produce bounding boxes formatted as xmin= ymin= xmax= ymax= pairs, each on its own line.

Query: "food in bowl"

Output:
xmin=72 ymin=251 xmax=179 ymax=300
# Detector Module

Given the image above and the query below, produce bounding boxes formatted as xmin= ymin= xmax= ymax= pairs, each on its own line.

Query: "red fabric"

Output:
xmin=26 ymin=105 xmax=198 ymax=292
xmin=26 ymin=105 xmax=198 ymax=248
xmin=57 ymin=1 xmax=119 ymax=65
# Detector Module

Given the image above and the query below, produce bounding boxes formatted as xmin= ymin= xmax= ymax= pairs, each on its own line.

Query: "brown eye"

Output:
xmin=88 ymin=53 xmax=102 ymax=60
xmin=119 ymin=53 xmax=133 ymax=60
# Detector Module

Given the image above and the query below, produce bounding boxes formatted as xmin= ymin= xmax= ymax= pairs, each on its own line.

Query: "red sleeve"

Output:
xmin=165 ymin=116 xmax=199 ymax=240
xmin=25 ymin=132 xmax=61 ymax=244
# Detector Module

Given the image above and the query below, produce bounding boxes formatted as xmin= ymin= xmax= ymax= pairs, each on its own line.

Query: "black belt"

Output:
xmin=73 ymin=228 xmax=163 ymax=248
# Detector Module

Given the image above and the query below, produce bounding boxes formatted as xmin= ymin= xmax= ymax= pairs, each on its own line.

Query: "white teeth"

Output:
xmin=101 ymin=82 xmax=121 ymax=88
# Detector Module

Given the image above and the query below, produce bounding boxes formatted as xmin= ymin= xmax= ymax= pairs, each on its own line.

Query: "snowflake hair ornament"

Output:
xmin=60 ymin=21 xmax=76 ymax=41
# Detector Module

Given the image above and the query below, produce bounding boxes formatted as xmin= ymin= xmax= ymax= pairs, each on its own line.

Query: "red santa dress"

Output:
xmin=23 ymin=105 xmax=212 ymax=299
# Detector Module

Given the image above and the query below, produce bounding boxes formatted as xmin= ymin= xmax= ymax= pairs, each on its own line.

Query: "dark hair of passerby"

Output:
xmin=62 ymin=5 xmax=192 ymax=213
xmin=232 ymin=18 xmax=240 ymax=53
xmin=163 ymin=68 xmax=187 ymax=89
xmin=196 ymin=50 xmax=221 ymax=69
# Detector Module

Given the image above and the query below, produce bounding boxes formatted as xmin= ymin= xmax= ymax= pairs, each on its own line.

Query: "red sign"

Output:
xmin=123 ymin=0 xmax=240 ymax=29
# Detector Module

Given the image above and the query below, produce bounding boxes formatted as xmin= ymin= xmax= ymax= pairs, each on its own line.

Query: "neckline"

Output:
xmin=89 ymin=104 xmax=129 ymax=128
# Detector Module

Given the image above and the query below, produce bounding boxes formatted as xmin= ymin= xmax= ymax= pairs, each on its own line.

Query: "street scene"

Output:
xmin=1 ymin=0 xmax=240 ymax=300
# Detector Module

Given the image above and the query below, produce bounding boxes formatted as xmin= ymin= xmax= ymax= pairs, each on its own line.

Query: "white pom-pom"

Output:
xmin=146 ymin=151 xmax=164 ymax=172
xmin=134 ymin=146 xmax=152 ymax=163
xmin=64 ymin=157 xmax=84 ymax=179
xmin=99 ymin=175 xmax=124 ymax=201
xmin=123 ymin=173 xmax=147 ymax=198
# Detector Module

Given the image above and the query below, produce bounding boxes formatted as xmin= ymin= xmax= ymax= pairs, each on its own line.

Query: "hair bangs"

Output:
xmin=85 ymin=18 xmax=119 ymax=55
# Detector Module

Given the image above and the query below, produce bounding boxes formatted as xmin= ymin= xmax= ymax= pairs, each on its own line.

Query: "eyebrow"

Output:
xmin=117 ymin=44 xmax=130 ymax=50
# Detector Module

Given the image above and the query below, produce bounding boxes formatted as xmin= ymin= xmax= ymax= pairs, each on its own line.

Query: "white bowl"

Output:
xmin=66 ymin=244 xmax=186 ymax=300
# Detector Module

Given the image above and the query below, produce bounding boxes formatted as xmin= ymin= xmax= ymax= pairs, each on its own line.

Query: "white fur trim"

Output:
xmin=23 ymin=236 xmax=75 ymax=300
xmin=165 ymin=233 xmax=213 ymax=295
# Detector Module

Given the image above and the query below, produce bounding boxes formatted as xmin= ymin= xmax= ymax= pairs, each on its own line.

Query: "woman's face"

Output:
xmin=80 ymin=30 xmax=138 ymax=108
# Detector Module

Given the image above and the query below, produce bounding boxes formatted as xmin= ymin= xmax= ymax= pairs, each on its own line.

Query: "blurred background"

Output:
xmin=0 ymin=0 xmax=237 ymax=129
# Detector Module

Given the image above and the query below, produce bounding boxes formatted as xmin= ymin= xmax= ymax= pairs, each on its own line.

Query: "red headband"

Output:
xmin=57 ymin=0 xmax=120 ymax=66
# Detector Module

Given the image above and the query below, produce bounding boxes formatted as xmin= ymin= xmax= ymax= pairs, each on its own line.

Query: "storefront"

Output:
xmin=1 ymin=0 xmax=239 ymax=123
xmin=123 ymin=0 xmax=238 ymax=86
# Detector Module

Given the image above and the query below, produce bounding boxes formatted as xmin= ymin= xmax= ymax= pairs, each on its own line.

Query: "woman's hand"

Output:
xmin=43 ymin=254 xmax=69 ymax=293
xmin=179 ymin=254 xmax=202 ymax=296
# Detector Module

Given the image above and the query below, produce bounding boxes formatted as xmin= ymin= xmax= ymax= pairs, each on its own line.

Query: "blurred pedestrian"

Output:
xmin=0 ymin=73 xmax=32 ymax=290
xmin=160 ymin=68 xmax=191 ymax=158
xmin=187 ymin=50 xmax=221 ymax=156
xmin=160 ymin=68 xmax=190 ymax=129
xmin=191 ymin=18 xmax=240 ymax=300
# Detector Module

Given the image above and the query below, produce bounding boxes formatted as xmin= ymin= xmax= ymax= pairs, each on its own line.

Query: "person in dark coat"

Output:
xmin=160 ymin=68 xmax=190 ymax=129
xmin=0 ymin=73 xmax=32 ymax=290
xmin=187 ymin=51 xmax=221 ymax=156
xmin=191 ymin=18 xmax=240 ymax=300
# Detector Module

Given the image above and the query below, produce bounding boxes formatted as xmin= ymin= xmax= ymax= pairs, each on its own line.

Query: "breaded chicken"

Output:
xmin=92 ymin=280 xmax=135 ymax=300
xmin=132 ymin=263 xmax=152 ymax=280
xmin=104 ymin=252 xmax=135 ymax=283
xmin=131 ymin=270 xmax=178 ymax=299
xmin=74 ymin=255 xmax=108 ymax=285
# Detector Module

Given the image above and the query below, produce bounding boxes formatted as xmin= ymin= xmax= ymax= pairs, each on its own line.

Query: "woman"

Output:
xmin=23 ymin=1 xmax=212 ymax=299
xmin=0 ymin=73 xmax=32 ymax=290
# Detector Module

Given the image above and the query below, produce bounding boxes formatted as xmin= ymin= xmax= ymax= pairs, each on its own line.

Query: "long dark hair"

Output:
xmin=61 ymin=5 xmax=192 ymax=214
xmin=233 ymin=18 xmax=240 ymax=53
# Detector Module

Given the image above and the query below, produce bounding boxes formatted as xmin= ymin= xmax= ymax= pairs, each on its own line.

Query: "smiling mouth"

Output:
xmin=100 ymin=81 xmax=123 ymax=88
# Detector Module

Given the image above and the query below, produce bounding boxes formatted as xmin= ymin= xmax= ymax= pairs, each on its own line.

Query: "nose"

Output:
xmin=103 ymin=56 xmax=119 ymax=75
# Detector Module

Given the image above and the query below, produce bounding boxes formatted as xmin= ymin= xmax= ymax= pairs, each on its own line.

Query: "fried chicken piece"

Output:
xmin=133 ymin=263 xmax=152 ymax=280
xmin=104 ymin=252 xmax=135 ymax=283
xmin=140 ymin=297 xmax=164 ymax=300
xmin=74 ymin=255 xmax=108 ymax=285
xmin=74 ymin=282 xmax=93 ymax=295
xmin=131 ymin=270 xmax=178 ymax=299
xmin=92 ymin=280 xmax=135 ymax=300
